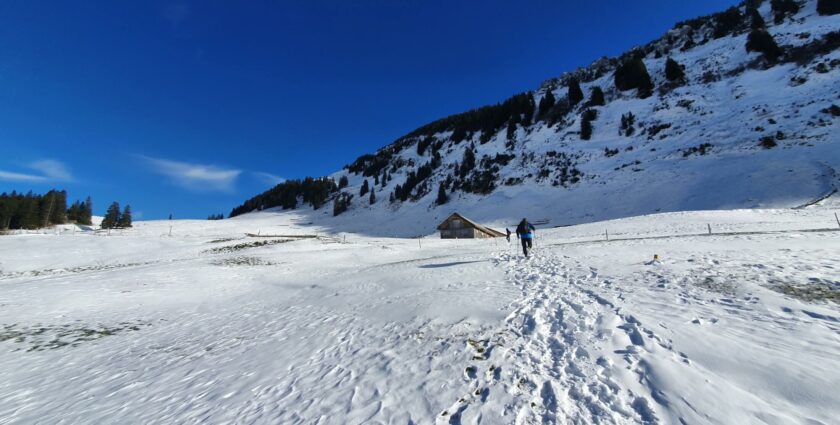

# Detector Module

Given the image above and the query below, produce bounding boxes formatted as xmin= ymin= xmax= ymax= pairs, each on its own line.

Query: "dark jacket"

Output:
xmin=516 ymin=220 xmax=535 ymax=239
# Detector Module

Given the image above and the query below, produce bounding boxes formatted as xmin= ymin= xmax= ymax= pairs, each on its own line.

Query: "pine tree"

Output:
xmin=713 ymin=7 xmax=743 ymax=39
xmin=538 ymin=91 xmax=556 ymax=118
xmin=588 ymin=86 xmax=605 ymax=106
xmin=102 ymin=202 xmax=121 ymax=229
xmin=665 ymin=57 xmax=685 ymax=81
xmin=620 ymin=112 xmax=636 ymax=136
xmin=117 ymin=205 xmax=133 ymax=228
xmin=568 ymin=79 xmax=584 ymax=106
xmin=817 ymin=0 xmax=840 ymax=15
xmin=748 ymin=7 xmax=766 ymax=29
xmin=436 ymin=182 xmax=448 ymax=205
xmin=20 ymin=193 xmax=40 ymax=229
xmin=360 ymin=179 xmax=369 ymax=197
xmin=580 ymin=109 xmax=597 ymax=140
xmin=746 ymin=29 xmax=782 ymax=61
xmin=459 ymin=147 xmax=475 ymax=179
xmin=332 ymin=193 xmax=351 ymax=216
xmin=771 ymin=0 xmax=799 ymax=23
xmin=614 ymin=58 xmax=654 ymax=98
xmin=374 ymin=173 xmax=379 ymax=186
xmin=81 ymin=197 xmax=93 ymax=225
xmin=369 ymin=189 xmax=376 ymax=205
xmin=338 ymin=175 xmax=349 ymax=189
xmin=506 ymin=118 xmax=517 ymax=145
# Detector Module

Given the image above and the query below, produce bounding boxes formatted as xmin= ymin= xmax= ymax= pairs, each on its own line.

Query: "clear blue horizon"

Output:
xmin=0 ymin=0 xmax=739 ymax=220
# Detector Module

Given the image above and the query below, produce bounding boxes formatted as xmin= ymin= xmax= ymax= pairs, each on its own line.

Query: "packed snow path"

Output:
xmin=1 ymin=208 xmax=839 ymax=424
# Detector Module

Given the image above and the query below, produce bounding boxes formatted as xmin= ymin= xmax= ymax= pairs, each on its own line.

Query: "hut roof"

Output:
xmin=436 ymin=213 xmax=505 ymax=237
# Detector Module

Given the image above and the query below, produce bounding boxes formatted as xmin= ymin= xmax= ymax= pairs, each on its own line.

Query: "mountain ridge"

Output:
xmin=231 ymin=0 xmax=839 ymax=237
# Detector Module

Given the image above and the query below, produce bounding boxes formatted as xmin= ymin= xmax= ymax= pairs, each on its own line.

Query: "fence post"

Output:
xmin=707 ymin=224 xmax=712 ymax=235
xmin=606 ymin=229 xmax=609 ymax=241
xmin=835 ymin=212 xmax=840 ymax=229
xmin=168 ymin=225 xmax=172 ymax=237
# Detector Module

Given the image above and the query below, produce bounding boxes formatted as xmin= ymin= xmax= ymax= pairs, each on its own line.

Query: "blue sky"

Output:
xmin=0 ymin=0 xmax=739 ymax=220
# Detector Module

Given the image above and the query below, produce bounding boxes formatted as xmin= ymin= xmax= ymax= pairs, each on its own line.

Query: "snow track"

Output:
xmin=499 ymin=253 xmax=650 ymax=424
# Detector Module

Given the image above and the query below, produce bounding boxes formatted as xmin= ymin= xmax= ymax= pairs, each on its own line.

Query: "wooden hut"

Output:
xmin=437 ymin=213 xmax=505 ymax=239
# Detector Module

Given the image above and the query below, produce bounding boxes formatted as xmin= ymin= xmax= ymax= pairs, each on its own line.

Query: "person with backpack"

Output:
xmin=515 ymin=218 xmax=536 ymax=257
xmin=505 ymin=228 xmax=511 ymax=243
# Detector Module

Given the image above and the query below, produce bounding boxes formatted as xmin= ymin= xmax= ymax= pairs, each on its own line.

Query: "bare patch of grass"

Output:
xmin=203 ymin=239 xmax=292 ymax=254
xmin=768 ymin=279 xmax=840 ymax=303
xmin=211 ymin=256 xmax=276 ymax=267
xmin=1 ymin=321 xmax=151 ymax=352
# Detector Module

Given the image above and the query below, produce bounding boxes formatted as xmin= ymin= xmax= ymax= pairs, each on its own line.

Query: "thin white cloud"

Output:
xmin=253 ymin=171 xmax=285 ymax=186
xmin=29 ymin=159 xmax=74 ymax=181
xmin=139 ymin=155 xmax=241 ymax=192
xmin=0 ymin=159 xmax=74 ymax=183
xmin=0 ymin=170 xmax=47 ymax=182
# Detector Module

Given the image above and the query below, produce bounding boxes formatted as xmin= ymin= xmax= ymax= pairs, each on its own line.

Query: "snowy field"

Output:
xmin=1 ymin=206 xmax=839 ymax=424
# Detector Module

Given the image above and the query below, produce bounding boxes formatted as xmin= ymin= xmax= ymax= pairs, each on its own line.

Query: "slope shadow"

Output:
xmin=418 ymin=261 xmax=484 ymax=269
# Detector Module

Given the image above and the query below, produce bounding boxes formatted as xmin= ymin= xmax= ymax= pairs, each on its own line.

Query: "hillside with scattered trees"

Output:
xmin=231 ymin=0 xmax=839 ymax=235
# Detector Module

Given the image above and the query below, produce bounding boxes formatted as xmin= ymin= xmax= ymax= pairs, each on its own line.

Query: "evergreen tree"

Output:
xmin=81 ymin=197 xmax=93 ymax=225
xmin=118 ymin=204 xmax=133 ymax=228
xmin=817 ymin=0 xmax=840 ymax=15
xmin=771 ymin=0 xmax=799 ymax=23
xmin=506 ymin=118 xmax=517 ymax=145
xmin=67 ymin=201 xmax=80 ymax=223
xmin=713 ymin=7 xmax=743 ymax=39
xmin=360 ymin=179 xmax=369 ymax=197
xmin=0 ymin=193 xmax=14 ymax=229
xmin=374 ymin=173 xmax=379 ymax=186
xmin=436 ymin=182 xmax=448 ymax=205
xmin=19 ymin=193 xmax=40 ymax=230
xmin=332 ymin=193 xmax=352 ymax=216
xmin=748 ymin=7 xmax=766 ymax=29
xmin=620 ymin=112 xmax=636 ymax=136
xmin=568 ymin=79 xmax=584 ymax=106
xmin=432 ymin=151 xmax=442 ymax=169
xmin=538 ymin=91 xmax=556 ymax=118
xmin=369 ymin=188 xmax=376 ymax=205
xmin=746 ymin=29 xmax=782 ymax=61
xmin=588 ymin=86 xmax=605 ymax=106
xmin=389 ymin=192 xmax=395 ymax=203
xmin=580 ymin=109 xmax=597 ymax=140
xmin=459 ymin=147 xmax=476 ymax=179
xmin=665 ymin=57 xmax=686 ymax=81
xmin=338 ymin=175 xmax=349 ymax=189
xmin=38 ymin=190 xmax=65 ymax=227
xmin=102 ymin=202 xmax=121 ymax=229
xmin=614 ymin=58 xmax=654 ymax=98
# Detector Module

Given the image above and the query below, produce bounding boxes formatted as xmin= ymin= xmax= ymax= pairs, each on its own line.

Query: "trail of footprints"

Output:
xmin=438 ymin=252 xmax=695 ymax=424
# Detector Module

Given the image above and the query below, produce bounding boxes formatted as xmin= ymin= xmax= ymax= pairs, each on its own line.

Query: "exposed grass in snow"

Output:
xmin=770 ymin=280 xmax=840 ymax=303
xmin=0 ymin=321 xmax=150 ymax=352
xmin=210 ymin=256 xmax=277 ymax=267
xmin=203 ymin=239 xmax=293 ymax=254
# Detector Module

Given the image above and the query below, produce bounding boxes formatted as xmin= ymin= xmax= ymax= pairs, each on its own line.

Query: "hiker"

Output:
xmin=515 ymin=218 xmax=536 ymax=257
xmin=505 ymin=228 xmax=511 ymax=243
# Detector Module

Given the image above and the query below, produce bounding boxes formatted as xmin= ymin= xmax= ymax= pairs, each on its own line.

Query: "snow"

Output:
xmin=1 ymin=205 xmax=839 ymax=424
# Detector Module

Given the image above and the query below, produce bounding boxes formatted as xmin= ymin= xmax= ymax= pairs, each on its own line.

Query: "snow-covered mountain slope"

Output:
xmin=1 ymin=206 xmax=838 ymax=423
xmin=234 ymin=0 xmax=839 ymax=237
